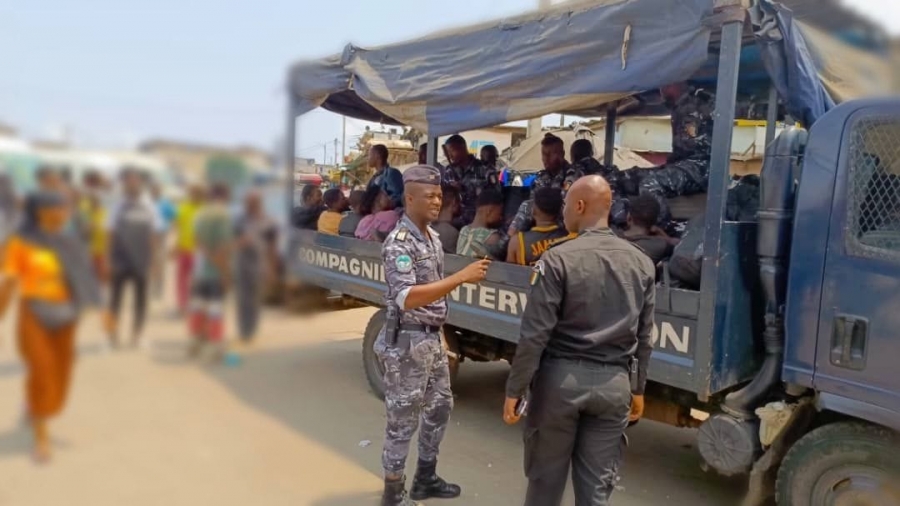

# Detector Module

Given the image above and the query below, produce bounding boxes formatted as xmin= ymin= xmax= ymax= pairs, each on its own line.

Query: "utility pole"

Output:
xmin=334 ymin=138 xmax=339 ymax=167
xmin=341 ymin=116 xmax=347 ymax=166
xmin=323 ymin=144 xmax=327 ymax=167
xmin=527 ymin=0 xmax=553 ymax=139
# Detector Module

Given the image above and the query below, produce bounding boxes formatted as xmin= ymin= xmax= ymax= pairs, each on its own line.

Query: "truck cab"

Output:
xmin=787 ymin=100 xmax=900 ymax=425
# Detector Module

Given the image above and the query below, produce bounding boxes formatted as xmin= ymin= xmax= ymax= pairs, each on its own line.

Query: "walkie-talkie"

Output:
xmin=385 ymin=302 xmax=400 ymax=346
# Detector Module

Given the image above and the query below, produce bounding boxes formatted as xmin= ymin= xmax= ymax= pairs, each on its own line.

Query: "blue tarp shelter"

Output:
xmin=288 ymin=0 xmax=888 ymax=136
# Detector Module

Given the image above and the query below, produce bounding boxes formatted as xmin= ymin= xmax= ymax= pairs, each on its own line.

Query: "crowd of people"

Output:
xmin=293 ymin=132 xmax=690 ymax=271
xmin=0 ymin=165 xmax=278 ymax=462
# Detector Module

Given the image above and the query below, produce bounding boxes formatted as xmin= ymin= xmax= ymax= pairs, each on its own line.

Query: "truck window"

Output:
xmin=846 ymin=117 xmax=900 ymax=259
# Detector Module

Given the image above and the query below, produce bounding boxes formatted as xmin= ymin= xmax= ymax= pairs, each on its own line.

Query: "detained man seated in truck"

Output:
xmin=457 ymin=189 xmax=506 ymax=260
xmin=507 ymin=187 xmax=572 ymax=266
xmin=619 ymin=194 xmax=676 ymax=265
xmin=508 ymin=133 xmax=570 ymax=235
xmin=480 ymin=145 xmax=500 ymax=172
xmin=355 ymin=185 xmax=400 ymax=242
xmin=291 ymin=184 xmax=325 ymax=231
xmin=432 ymin=187 xmax=460 ymax=254
xmin=338 ymin=190 xmax=365 ymax=238
xmin=367 ymin=144 xmax=405 ymax=209
xmin=317 ymin=188 xmax=349 ymax=235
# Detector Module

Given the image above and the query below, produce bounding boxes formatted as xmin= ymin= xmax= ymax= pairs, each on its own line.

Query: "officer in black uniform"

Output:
xmin=504 ymin=175 xmax=656 ymax=506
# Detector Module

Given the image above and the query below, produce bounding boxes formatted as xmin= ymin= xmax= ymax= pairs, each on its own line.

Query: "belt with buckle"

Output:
xmin=400 ymin=323 xmax=442 ymax=334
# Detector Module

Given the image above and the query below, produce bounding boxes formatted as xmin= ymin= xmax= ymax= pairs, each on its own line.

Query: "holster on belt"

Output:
xmin=385 ymin=302 xmax=400 ymax=346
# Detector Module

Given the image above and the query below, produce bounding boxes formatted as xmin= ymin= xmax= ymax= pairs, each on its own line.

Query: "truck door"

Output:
xmin=815 ymin=107 xmax=900 ymax=416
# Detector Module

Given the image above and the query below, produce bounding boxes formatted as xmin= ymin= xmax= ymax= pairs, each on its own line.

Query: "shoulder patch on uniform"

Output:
xmin=395 ymin=254 xmax=413 ymax=273
xmin=395 ymin=227 xmax=409 ymax=241
xmin=530 ymin=260 xmax=545 ymax=286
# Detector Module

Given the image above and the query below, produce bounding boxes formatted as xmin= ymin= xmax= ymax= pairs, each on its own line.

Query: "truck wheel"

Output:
xmin=776 ymin=422 xmax=900 ymax=505
xmin=362 ymin=309 xmax=387 ymax=400
xmin=362 ymin=311 xmax=461 ymax=400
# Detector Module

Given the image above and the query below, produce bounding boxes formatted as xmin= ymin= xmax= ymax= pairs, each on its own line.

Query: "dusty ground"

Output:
xmin=0 ymin=302 xmax=742 ymax=506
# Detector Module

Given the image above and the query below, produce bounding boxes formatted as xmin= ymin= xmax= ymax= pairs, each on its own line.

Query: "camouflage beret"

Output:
xmin=402 ymin=165 xmax=442 ymax=186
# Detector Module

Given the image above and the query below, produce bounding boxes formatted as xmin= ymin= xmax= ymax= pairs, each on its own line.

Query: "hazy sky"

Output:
xmin=1 ymin=0 xmax=897 ymax=164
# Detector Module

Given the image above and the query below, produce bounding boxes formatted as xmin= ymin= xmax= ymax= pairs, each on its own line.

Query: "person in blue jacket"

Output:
xmin=367 ymin=144 xmax=405 ymax=209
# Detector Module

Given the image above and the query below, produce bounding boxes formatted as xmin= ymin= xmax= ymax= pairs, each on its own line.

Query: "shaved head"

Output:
xmin=563 ymin=175 xmax=612 ymax=233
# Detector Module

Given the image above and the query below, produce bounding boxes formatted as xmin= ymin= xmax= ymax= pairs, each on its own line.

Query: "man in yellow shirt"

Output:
xmin=173 ymin=185 xmax=204 ymax=315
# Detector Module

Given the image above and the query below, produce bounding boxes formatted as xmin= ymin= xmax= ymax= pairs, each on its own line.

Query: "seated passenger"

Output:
xmin=443 ymin=134 xmax=501 ymax=227
xmin=317 ymin=188 xmax=348 ymax=235
xmin=457 ymin=189 xmax=504 ymax=259
xmin=507 ymin=187 xmax=572 ymax=266
xmin=509 ymin=133 xmax=569 ymax=234
xmin=338 ymin=190 xmax=365 ymax=238
xmin=480 ymin=144 xmax=500 ymax=172
xmin=291 ymin=185 xmax=324 ymax=230
xmin=432 ymin=187 xmax=460 ymax=254
xmin=355 ymin=186 xmax=399 ymax=242
xmin=621 ymin=195 xmax=675 ymax=265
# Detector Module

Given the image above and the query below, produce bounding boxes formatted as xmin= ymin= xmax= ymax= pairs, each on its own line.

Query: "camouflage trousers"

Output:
xmin=637 ymin=158 xmax=710 ymax=224
xmin=375 ymin=329 xmax=454 ymax=475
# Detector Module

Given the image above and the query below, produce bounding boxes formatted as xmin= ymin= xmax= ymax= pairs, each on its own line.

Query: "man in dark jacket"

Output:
xmin=292 ymin=185 xmax=324 ymax=230
xmin=504 ymin=175 xmax=655 ymax=506
xmin=621 ymin=195 xmax=676 ymax=265
xmin=367 ymin=144 xmax=405 ymax=209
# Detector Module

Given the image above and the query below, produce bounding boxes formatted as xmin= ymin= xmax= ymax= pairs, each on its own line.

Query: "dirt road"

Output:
xmin=0 ymin=305 xmax=741 ymax=505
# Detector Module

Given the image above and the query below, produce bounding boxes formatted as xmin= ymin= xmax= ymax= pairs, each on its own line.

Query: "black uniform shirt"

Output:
xmin=506 ymin=227 xmax=656 ymax=398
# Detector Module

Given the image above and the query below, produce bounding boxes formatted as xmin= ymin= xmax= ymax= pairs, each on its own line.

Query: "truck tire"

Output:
xmin=776 ymin=421 xmax=900 ymax=505
xmin=362 ymin=309 xmax=388 ymax=400
xmin=361 ymin=310 xmax=461 ymax=401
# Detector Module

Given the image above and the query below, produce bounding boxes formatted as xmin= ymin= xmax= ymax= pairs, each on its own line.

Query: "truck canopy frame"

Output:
xmin=285 ymin=0 xmax=890 ymax=400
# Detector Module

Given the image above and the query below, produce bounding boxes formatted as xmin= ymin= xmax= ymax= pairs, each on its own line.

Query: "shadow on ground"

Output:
xmin=150 ymin=322 xmax=743 ymax=506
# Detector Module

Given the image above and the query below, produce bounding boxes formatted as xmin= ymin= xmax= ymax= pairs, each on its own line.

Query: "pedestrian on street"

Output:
xmin=503 ymin=175 xmax=655 ymax=506
xmin=173 ymin=184 xmax=205 ymax=316
xmin=233 ymin=189 xmax=277 ymax=346
xmin=188 ymin=183 xmax=234 ymax=361
xmin=0 ymin=191 xmax=101 ymax=462
xmin=150 ymin=183 xmax=176 ymax=300
xmin=377 ymin=165 xmax=490 ymax=506
xmin=106 ymin=169 xmax=163 ymax=349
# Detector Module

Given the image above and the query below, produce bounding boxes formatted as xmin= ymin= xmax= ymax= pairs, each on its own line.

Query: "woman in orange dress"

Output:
xmin=0 ymin=191 xmax=100 ymax=462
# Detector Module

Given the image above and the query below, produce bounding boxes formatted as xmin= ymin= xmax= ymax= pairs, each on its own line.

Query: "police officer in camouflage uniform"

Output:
xmin=377 ymin=165 xmax=491 ymax=506
xmin=442 ymin=134 xmax=501 ymax=228
xmin=504 ymin=175 xmax=655 ymax=506
xmin=635 ymin=82 xmax=715 ymax=221
xmin=509 ymin=133 xmax=570 ymax=235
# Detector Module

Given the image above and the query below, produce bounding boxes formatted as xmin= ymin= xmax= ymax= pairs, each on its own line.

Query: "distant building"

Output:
xmin=294 ymin=157 xmax=326 ymax=175
xmin=0 ymin=122 xmax=16 ymax=137
xmin=139 ymin=139 xmax=271 ymax=183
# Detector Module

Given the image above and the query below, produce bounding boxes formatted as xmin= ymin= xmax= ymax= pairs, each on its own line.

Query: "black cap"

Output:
xmin=402 ymin=165 xmax=442 ymax=186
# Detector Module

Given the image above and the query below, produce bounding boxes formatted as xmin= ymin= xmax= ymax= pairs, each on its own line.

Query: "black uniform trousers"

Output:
xmin=523 ymin=358 xmax=631 ymax=506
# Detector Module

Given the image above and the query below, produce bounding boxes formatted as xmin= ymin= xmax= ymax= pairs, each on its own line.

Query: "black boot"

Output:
xmin=410 ymin=459 xmax=461 ymax=500
xmin=382 ymin=476 xmax=418 ymax=506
